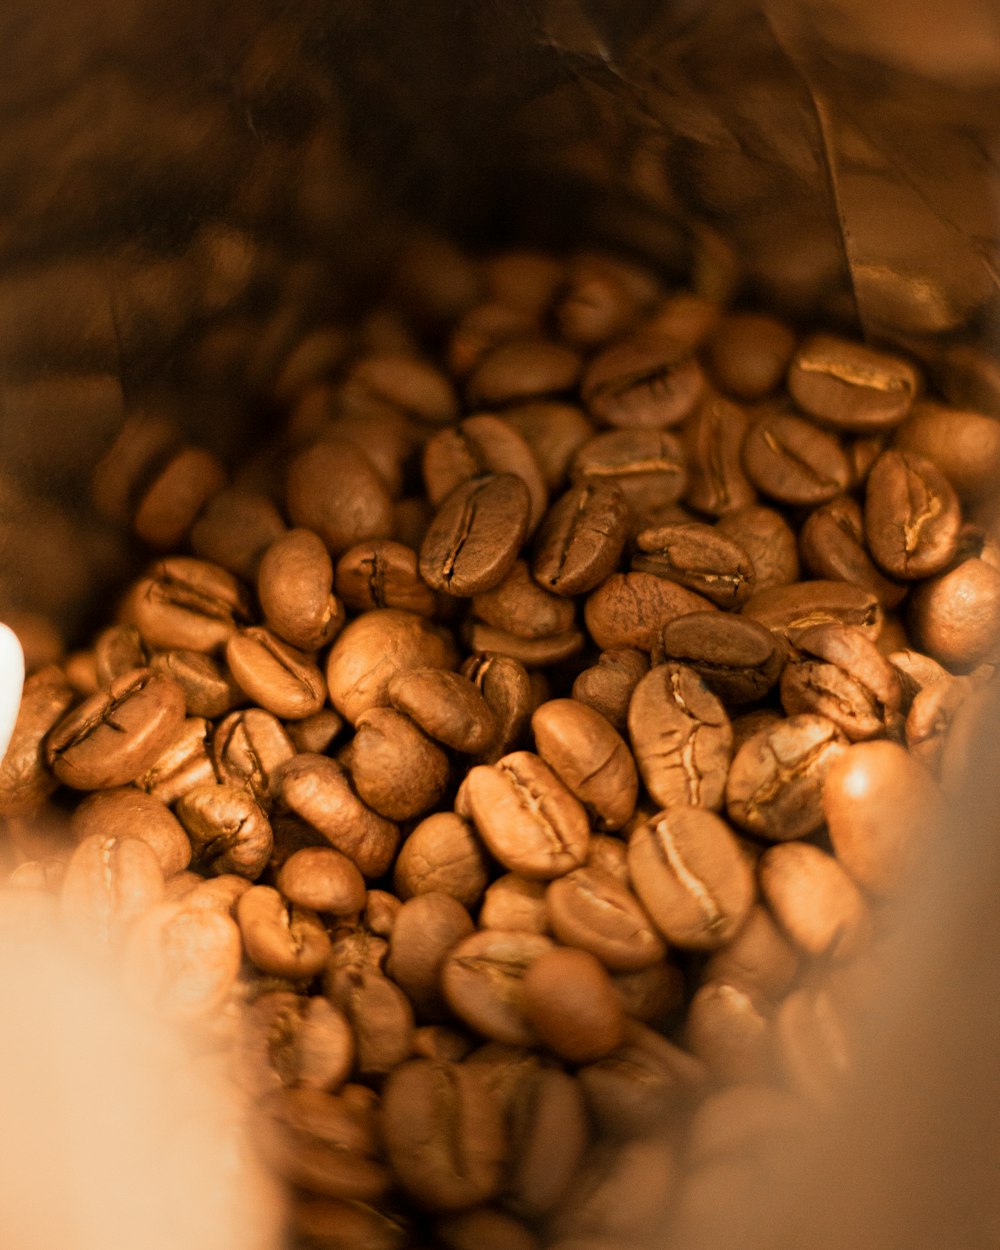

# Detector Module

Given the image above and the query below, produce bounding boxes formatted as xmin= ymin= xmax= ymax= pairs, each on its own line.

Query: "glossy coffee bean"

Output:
xmin=276 ymin=846 xmax=366 ymax=915
xmin=348 ymin=707 xmax=450 ymax=821
xmin=420 ymin=474 xmax=532 ymax=597
xmin=500 ymin=402 xmax=595 ymax=490
xmin=0 ymin=667 xmax=74 ymax=816
xmin=149 ymin=649 xmax=244 ymax=719
xmin=659 ymin=612 xmax=783 ymax=705
xmin=442 ymin=929 xmax=554 ymax=1045
xmin=225 ymin=627 xmax=327 ymax=721
xmin=257 ymin=528 xmax=344 ymax=651
xmin=176 ymin=782 xmax=273 ymax=879
xmin=467 ymin=339 xmax=581 ymax=407
xmin=532 ymin=481 xmax=628 ymax=598
xmin=681 ymin=392 xmax=756 ymax=517
xmin=799 ymin=495 xmax=907 ymax=611
xmin=479 ymin=875 xmax=549 ymax=934
xmin=286 ymin=439 xmax=394 ymax=555
xmin=237 ymin=884 xmax=331 ymax=978
xmin=472 ymin=560 xmax=575 ymax=638
xmin=546 ymin=866 xmax=665 ymax=971
xmin=742 ymin=580 xmax=883 ymax=643
xmin=865 ymin=450 xmax=961 ymax=580
xmin=211 ymin=708 xmax=295 ymax=811
xmin=909 ymin=556 xmax=1000 ymax=668
xmin=335 ymin=540 xmax=438 ymax=617
xmin=70 ymin=787 xmax=192 ymax=878
xmin=386 ymin=893 xmax=476 ymax=1018
xmin=742 ymin=408 xmax=850 ymax=505
xmin=585 ymin=572 xmax=714 ymax=652
xmin=581 ymin=333 xmax=705 ymax=429
xmin=706 ymin=312 xmax=796 ymax=400
xmin=131 ymin=557 xmax=251 ymax=653
xmin=716 ymin=505 xmax=799 ymax=592
xmin=393 ymin=813 xmax=489 ymax=908
xmin=787 ymin=334 xmax=919 ymax=431
xmin=779 ymin=624 xmax=902 ymax=740
xmin=571 ymin=429 xmax=687 ymax=522
xmin=522 ymin=947 xmax=625 ymax=1062
xmin=461 ymin=653 xmax=534 ymax=762
xmin=894 ymin=400 xmax=1000 ymax=503
xmin=530 ymin=698 xmax=637 ymax=831
xmin=387 ymin=668 xmax=497 ymax=754
xmin=632 ymin=521 xmax=755 ymax=608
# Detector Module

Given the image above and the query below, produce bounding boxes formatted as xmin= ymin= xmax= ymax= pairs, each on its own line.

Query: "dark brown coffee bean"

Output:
xmin=684 ymin=978 xmax=772 ymax=1084
xmin=628 ymin=663 xmax=732 ymax=810
xmin=94 ymin=625 xmax=147 ymax=687
xmin=448 ymin=302 xmax=539 ymax=377
xmin=131 ymin=557 xmax=251 ymax=654
xmin=131 ymin=715 xmax=215 ymax=805
xmin=680 ymin=391 xmax=756 ymax=517
xmin=865 ymin=450 xmax=962 ymax=580
xmin=759 ymin=841 xmax=870 ymax=960
xmin=276 ymin=846 xmax=366 ymax=915
xmin=461 ymin=752 xmax=589 ymax=880
xmin=546 ymin=866 xmax=665 ymax=972
xmin=225 ymin=627 xmax=326 ymax=721
xmin=436 ymin=1208 xmax=540 ymax=1250
xmin=501 ymin=402 xmax=595 ymax=490
xmin=585 ymin=572 xmax=714 ymax=652
xmin=726 ymin=713 xmax=848 ymax=841
xmin=742 ymin=579 xmax=883 ymax=643
xmin=47 ymin=668 xmax=186 ymax=790
xmin=702 ymin=904 xmax=800 ymax=1001
xmin=286 ymin=439 xmax=394 ymax=555
xmin=149 ymin=649 xmax=244 ymax=719
xmin=381 ymin=1060 xmax=506 ymax=1212
xmin=327 ymin=966 xmax=415 ymax=1076
xmin=257 ymin=528 xmax=344 ymax=652
xmin=480 ymin=875 xmax=549 ymax=934
xmin=716 ymin=504 xmax=799 ymax=592
xmin=70 ymin=787 xmax=192 ymax=878
xmin=393 ymin=813 xmax=489 ymax=908
xmin=531 ymin=481 xmax=628 ymax=598
xmin=189 ymin=487 xmax=287 ymax=580
xmin=241 ymin=992 xmax=355 ymax=1095
xmin=779 ymin=624 xmax=902 ymax=740
xmin=237 ymin=884 xmax=331 ymax=978
xmin=467 ymin=339 xmax=581 ymax=407
xmin=176 ymin=782 xmax=273 ymax=879
xmin=799 ymin=495 xmax=908 ymax=610
xmin=658 ymin=612 xmax=783 ymax=705
xmin=348 ymin=707 xmax=450 ymax=821
xmin=423 ymin=414 xmax=548 ymax=532
xmin=627 ymin=807 xmax=754 ymax=950
xmin=553 ymin=253 xmax=651 ymax=349
xmin=570 ymin=649 xmax=649 ymax=732
xmin=461 ymin=653 xmax=533 ymax=762
xmin=788 ymin=334 xmax=919 ymax=431
xmin=335 ymin=540 xmax=438 ymax=617
xmin=571 ymin=429 xmax=687 ymax=522
xmin=894 ymin=401 xmax=1000 ymax=503
xmin=420 ymin=474 xmax=531 ymax=597
xmin=326 ymin=609 xmax=458 ymax=726
xmin=387 ymin=893 xmax=476 ymax=1018
xmin=0 ymin=667 xmax=74 ymax=816
xmin=287 ymin=708 xmax=344 ymax=756
xmin=441 ymin=929 xmax=554 ymax=1045
xmin=387 ymin=668 xmax=496 ymax=755
xmin=742 ymin=408 xmax=850 ymax=505
xmin=522 ymin=947 xmax=625 ymax=1062
xmin=211 ymin=708 xmax=295 ymax=811
xmin=530 ymin=698 xmax=637 ymax=830
xmin=909 ymin=556 xmax=1000 ymax=669
xmin=706 ymin=312 xmax=796 ymax=400
xmin=633 ymin=522 xmax=755 ymax=608
xmin=483 ymin=249 xmax=563 ymax=313
xmin=133 ymin=445 xmax=227 ymax=549
xmin=122 ymin=900 xmax=242 ymax=1019
xmin=60 ymin=832 xmax=165 ymax=947
xmin=581 ymin=333 xmax=705 ymax=429
xmin=463 ymin=623 xmax=585 ymax=668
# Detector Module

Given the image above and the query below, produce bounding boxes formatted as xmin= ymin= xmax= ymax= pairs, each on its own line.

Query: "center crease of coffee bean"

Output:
xmin=761 ymin=429 xmax=840 ymax=490
xmin=745 ymin=735 xmax=838 ymax=817
xmin=498 ymin=764 xmax=573 ymax=853
xmin=796 ymin=357 xmax=907 ymax=391
xmin=653 ymin=820 xmax=722 ymax=931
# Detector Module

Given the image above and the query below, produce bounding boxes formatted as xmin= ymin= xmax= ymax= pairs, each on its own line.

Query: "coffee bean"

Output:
xmin=226 ymin=627 xmax=327 ymax=720
xmin=211 ymin=707 xmax=295 ymax=810
xmin=627 ymin=807 xmax=754 ymax=949
xmin=581 ymin=332 xmax=705 ymax=429
xmin=131 ymin=557 xmax=251 ymax=653
xmin=381 ymin=1060 xmax=506 ymax=1211
xmin=189 ymin=487 xmax=287 ymax=580
xmin=412 ymin=1026 xmax=475 ymax=1063
xmin=365 ymin=889 xmax=402 ymax=937
xmin=435 ymin=1208 xmax=541 ymax=1250
xmin=47 ymin=668 xmax=186 ymax=790
xmin=531 ymin=481 xmax=628 ymax=599
xmin=545 ymin=866 xmax=665 ymax=971
xmin=895 ymin=400 xmax=1000 ymax=503
xmin=335 ymin=540 xmax=437 ymax=617
xmin=865 ymin=449 xmax=961 ymax=580
xmin=472 ymin=560 xmax=575 ymax=640
xmin=463 ymin=623 xmax=585 ymax=668
xmin=687 ymin=1083 xmax=804 ymax=1167
xmin=702 ymin=904 xmax=801 ymax=1001
xmin=288 ymin=1195 xmax=407 ymax=1250
xmin=94 ymin=624 xmax=147 ymax=687
xmin=522 ymin=947 xmax=625 ymax=1062
xmin=393 ymin=812 xmax=489 ymax=908
xmin=530 ymin=698 xmax=637 ymax=830
xmin=387 ymin=668 xmax=496 ymax=755
xmin=257 ymin=528 xmax=344 ymax=651
xmin=448 ymin=303 xmax=538 ymax=377
xmin=570 ymin=648 xmax=649 ymax=732
xmin=787 ymin=334 xmax=919 ymax=430
xmin=633 ymin=521 xmax=756 ymax=608
xmin=133 ymin=445 xmax=227 ymax=549
xmin=503 ymin=1067 xmax=589 ymax=1218
xmin=909 ymin=556 xmax=1000 ymax=668
xmin=685 ymin=979 xmax=772 ymax=1084
xmin=70 ymin=787 xmax=192 ymax=877
xmin=122 ymin=900 xmax=242 ymax=1019
xmin=585 ymin=572 xmax=714 ymax=652
xmin=779 ymin=623 xmax=902 ymax=740
xmin=549 ymin=1133 xmax=677 ymax=1244
xmin=287 ymin=708 xmax=344 ymax=756
xmin=628 ymin=663 xmax=732 ymax=810
xmin=460 ymin=751 xmax=589 ymax=880
xmin=571 ymin=429 xmax=687 ymax=523
xmin=759 ymin=841 xmax=870 ymax=960
xmin=480 ymin=875 xmax=550 ymax=934
xmin=658 ymin=612 xmax=783 ymax=705
xmin=680 ymin=392 xmax=756 ymax=517
xmin=799 ymin=495 xmax=907 ymax=610
xmin=706 ymin=312 xmax=796 ymax=400
xmin=501 ymin=402 xmax=595 ymax=490
xmin=467 ymin=339 xmax=581 ymax=407
xmin=344 ymin=352 xmax=458 ymax=427
xmin=286 ymin=439 xmax=394 ymax=555
xmin=241 ymin=992 xmax=355 ymax=1095
xmin=554 ymin=253 xmax=650 ymax=349
xmin=461 ymin=653 xmax=533 ymax=762
xmin=276 ymin=847 xmax=366 ymax=915
xmin=742 ymin=579 xmax=883 ymax=643
xmin=386 ymin=893 xmax=475 ymax=1018
xmin=0 ymin=666 xmax=74 ymax=816
xmin=132 ymin=715 xmax=216 ymax=805
xmin=420 ymin=474 xmax=531 ymax=597
xmin=742 ymin=407 xmax=851 ymax=505
xmin=327 ymin=966 xmax=415 ymax=1076
xmin=237 ymin=884 xmax=331 ymax=978
xmin=905 ymin=676 xmax=970 ymax=773
xmin=726 ymin=713 xmax=848 ymax=841
xmin=149 ymin=648 xmax=244 ymax=718
xmin=60 ymin=831 xmax=165 ymax=947
xmin=773 ymin=986 xmax=851 ymax=1107
xmin=348 ymin=707 xmax=450 ymax=821
xmin=442 ymin=929 xmax=554 ymax=1045
xmin=176 ymin=782 xmax=273 ymax=879
xmin=483 ymin=249 xmax=563 ymax=314
xmin=716 ymin=504 xmax=799 ymax=592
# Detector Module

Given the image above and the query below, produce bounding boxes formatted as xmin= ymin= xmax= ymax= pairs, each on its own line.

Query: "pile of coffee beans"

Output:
xmin=1 ymin=243 xmax=998 ymax=1250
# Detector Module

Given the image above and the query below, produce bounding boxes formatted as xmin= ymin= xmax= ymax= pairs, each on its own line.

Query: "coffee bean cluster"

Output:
xmin=1 ymin=245 xmax=997 ymax=1250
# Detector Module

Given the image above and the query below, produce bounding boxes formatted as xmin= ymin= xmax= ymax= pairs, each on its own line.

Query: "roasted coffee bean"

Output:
xmin=47 ymin=668 xmax=186 ymax=790
xmin=276 ymin=846 xmax=366 ymax=915
xmin=658 ymin=612 xmax=783 ymax=705
xmin=461 ymin=653 xmax=533 ymax=762
xmin=627 ymin=807 xmax=754 ymax=950
xmin=628 ymin=663 xmax=732 ymax=810
xmin=555 ymin=252 xmax=656 ymax=348
xmin=365 ymin=889 xmax=402 ymax=937
xmin=149 ymin=649 xmax=244 ymax=719
xmin=742 ymin=408 xmax=851 ymax=505
xmin=909 ymin=556 xmax=1000 ymax=668
xmin=531 ymin=481 xmax=628 ymax=598
xmin=436 ymin=1208 xmax=540 ymax=1250
xmin=703 ymin=903 xmax=801 ymax=1001
xmin=281 ymin=754 xmax=400 ymax=878
xmin=502 ymin=1067 xmax=590 ymax=1218
xmin=189 ymin=487 xmax=287 ymax=581
xmin=286 ymin=439 xmax=394 ymax=555
xmin=483 ymin=249 xmax=563 ymax=314
xmin=581 ymin=332 xmax=705 ymax=429
xmin=686 ymin=1083 xmax=804 ymax=1167
xmin=717 ymin=504 xmax=799 ymax=592
xmin=335 ymin=540 xmax=437 ymax=617
xmin=632 ymin=522 xmax=755 ymax=608
xmin=441 ymin=929 xmax=554 ymax=1045
xmin=530 ymin=698 xmax=637 ymax=830
xmin=585 ymin=572 xmax=714 ymax=652
xmin=237 ymin=884 xmax=331 ymax=979
xmin=571 ymin=429 xmax=687 ymax=522
xmin=726 ymin=713 xmax=848 ymax=841
xmin=448 ymin=302 xmax=538 ymax=377
xmin=463 ymin=622 xmax=586 ymax=668
xmin=787 ymin=334 xmax=919 ymax=431
xmin=387 ymin=668 xmax=496 ymax=754
xmin=176 ymin=872 xmax=251 ymax=915
xmin=894 ymin=400 xmax=1000 ymax=503
xmin=460 ymin=752 xmax=589 ymax=880
xmin=122 ymin=900 xmax=242 ymax=1019
xmin=420 ymin=474 xmax=531 ymax=596
xmin=287 ymin=708 xmax=344 ymax=756
xmin=393 ymin=812 xmax=489 ymax=908
xmin=326 ymin=609 xmax=458 ymax=726
xmin=823 ymin=740 xmax=944 ymax=896
xmin=0 ymin=666 xmax=74 ymax=816
xmin=706 ymin=312 xmax=796 ymax=400
xmin=381 ymin=1060 xmax=506 ymax=1212
xmin=779 ymin=624 xmax=902 ymax=740
xmin=423 ymin=414 xmax=547 ymax=532
xmin=60 ymin=832 xmax=165 ymax=947
xmin=343 ymin=352 xmax=458 ymax=427
xmin=70 ymin=787 xmax=192 ymax=878
xmin=479 ymin=875 xmax=549 ymax=934
xmin=680 ymin=392 xmax=756 ymax=517
xmin=730 ymin=709 xmax=784 ymax=753
xmin=549 ymin=1134 xmax=677 ymax=1244
xmin=133 ymin=445 xmax=227 ymax=549
xmin=905 ymin=675 xmax=970 ymax=773
xmin=176 ymin=782 xmax=273 ymax=879
xmin=799 ymin=495 xmax=907 ymax=610
xmin=288 ymin=1195 xmax=407 ymax=1250
xmin=348 ymin=706 xmax=450 ymax=820
xmin=889 ymin=648 xmax=952 ymax=708
xmin=759 ymin=841 xmax=870 ymax=960
xmin=212 ymin=708 xmax=295 ymax=810
xmin=773 ymin=985 xmax=852 ymax=1107
xmin=240 ymin=992 xmax=355 ymax=1095
xmin=865 ymin=449 xmax=962 ymax=580
xmin=501 ymin=402 xmax=595 ymax=490
xmin=472 ymin=560 xmax=575 ymax=638
xmin=327 ymin=966 xmax=415 ymax=1076
xmin=412 ymin=1026 xmax=475 ymax=1063
xmin=467 ymin=338 xmax=581 ymax=407
xmin=327 ymin=930 xmax=390 ymax=983
xmin=522 ymin=947 xmax=625 ymax=1063
xmin=131 ymin=557 xmax=251 ymax=653
xmin=225 ymin=627 xmax=326 ymax=721
xmin=132 ymin=715 xmax=215 ymax=805
xmin=546 ymin=866 xmax=665 ymax=971
xmin=571 ymin=648 xmax=649 ymax=732
xmin=685 ymin=978 xmax=772 ymax=1084
xmin=610 ymin=961 xmax=684 ymax=1026
xmin=94 ymin=624 xmax=147 ymax=686
xmin=257 ymin=528 xmax=344 ymax=652
xmin=387 ymin=893 xmax=476 ymax=1018
xmin=742 ymin=579 xmax=883 ymax=643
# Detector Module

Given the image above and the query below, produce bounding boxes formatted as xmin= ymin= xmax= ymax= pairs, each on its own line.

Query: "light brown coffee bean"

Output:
xmin=387 ymin=893 xmax=476 ymax=1018
xmin=276 ymin=847 xmax=367 ymax=915
xmin=717 ymin=504 xmax=799 ymax=592
xmin=132 ymin=715 xmax=215 ymax=805
xmin=658 ymin=612 xmax=783 ymax=705
xmin=627 ymin=807 xmax=754 ymax=950
xmin=281 ymin=753 xmax=400 ymax=878
xmin=94 ymin=625 xmax=147 ymax=687
xmin=441 ymin=929 xmax=554 ymax=1045
xmin=60 ymin=832 xmax=165 ymax=947
xmin=909 ymin=556 xmax=1000 ymax=669
xmin=779 ymin=624 xmax=902 ymax=740
xmin=326 ymin=966 xmax=415 ymax=1077
xmin=70 ymin=787 xmax=191 ymax=877
xmin=365 ymin=890 xmax=402 ymax=937
xmin=571 ymin=429 xmax=687 ymax=522
xmin=799 ymin=495 xmax=908 ymax=610
xmin=257 ymin=528 xmax=344 ymax=652
xmin=335 ymin=540 xmax=437 ymax=617
xmin=420 ymin=474 xmax=531 ymax=597
xmin=467 ymin=339 xmax=581 ymax=407
xmin=393 ymin=813 xmax=489 ymax=908
xmin=189 ymin=487 xmax=287 ymax=580
xmin=381 ymin=1060 xmax=506 ymax=1212
xmin=788 ymin=334 xmax=919 ymax=430
xmin=571 ymin=649 xmax=649 ymax=733
xmin=288 ymin=1195 xmax=407 ymax=1250
xmin=347 ymin=707 xmax=450 ymax=821
xmin=412 ymin=1026 xmax=475 ymax=1064
xmin=176 ymin=782 xmax=273 ymax=879
xmin=286 ymin=439 xmax=394 ymax=555
xmin=905 ymin=675 xmax=972 ymax=774
xmin=585 ymin=572 xmax=714 ymax=652
xmin=865 ymin=449 xmax=962 ymax=580
xmin=131 ymin=557 xmax=251 ymax=653
xmin=461 ymin=653 xmax=533 ymax=762
xmin=633 ymin=522 xmax=756 ymax=608
xmin=225 ymin=627 xmax=326 ymax=721
xmin=522 ymin=947 xmax=625 ymax=1064
xmin=759 ymin=841 xmax=870 ymax=960
xmin=463 ymin=623 xmax=585 ymax=668
xmin=149 ymin=649 xmax=244 ymax=719
xmin=177 ymin=872 xmax=251 ymax=916
xmin=628 ymin=663 xmax=732 ymax=810
xmin=894 ymin=401 xmax=1000 ymax=503
xmin=531 ymin=698 xmax=637 ymax=831
xmin=702 ymin=904 xmax=801 ymax=1001
xmin=122 ymin=900 xmax=242 ymax=1019
xmin=237 ymin=884 xmax=331 ymax=978
xmin=211 ymin=707 xmax=295 ymax=810
xmin=326 ymin=609 xmax=458 ymax=726
xmin=0 ymin=666 xmax=74 ymax=816
xmin=681 ymin=392 xmax=756 ymax=517
xmin=461 ymin=752 xmax=589 ymax=880
xmin=133 ymin=445 xmax=227 ymax=549
xmin=742 ymin=580 xmax=883 ymax=643
xmin=501 ymin=402 xmax=595 ymax=490
xmin=47 ymin=668 xmax=186 ymax=790
xmin=726 ymin=713 xmax=848 ymax=841
xmin=287 ymin=708 xmax=344 ymax=756
xmin=479 ymin=875 xmax=549 ymax=934
xmin=472 ymin=560 xmax=575 ymax=639
xmin=581 ymin=333 xmax=705 ymax=429
xmin=742 ymin=408 xmax=851 ymax=505
xmin=706 ymin=312 xmax=796 ymax=400
xmin=387 ymin=668 xmax=496 ymax=755
xmin=241 ymin=992 xmax=355 ymax=1095
xmin=546 ymin=866 xmax=665 ymax=972
xmin=684 ymin=978 xmax=773 ymax=1084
